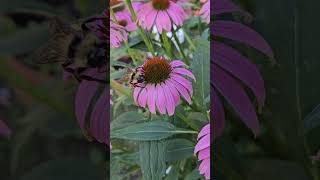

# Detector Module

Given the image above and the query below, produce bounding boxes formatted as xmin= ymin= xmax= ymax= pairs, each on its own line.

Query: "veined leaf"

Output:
xmin=165 ymin=139 xmax=194 ymax=162
xmin=304 ymin=104 xmax=320 ymax=133
xmin=111 ymin=111 xmax=146 ymax=131
xmin=111 ymin=120 xmax=197 ymax=141
xmin=139 ymin=141 xmax=166 ymax=180
xmin=191 ymin=39 xmax=210 ymax=110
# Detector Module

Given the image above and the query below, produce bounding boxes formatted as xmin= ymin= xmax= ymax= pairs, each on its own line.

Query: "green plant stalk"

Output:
xmin=172 ymin=30 xmax=189 ymax=65
xmin=161 ymin=30 xmax=174 ymax=59
xmin=293 ymin=1 xmax=319 ymax=178
xmin=0 ymin=58 xmax=73 ymax=119
xmin=111 ymin=80 xmax=131 ymax=98
xmin=110 ymin=9 xmax=138 ymax=65
xmin=125 ymin=0 xmax=155 ymax=56
xmin=182 ymin=28 xmax=196 ymax=51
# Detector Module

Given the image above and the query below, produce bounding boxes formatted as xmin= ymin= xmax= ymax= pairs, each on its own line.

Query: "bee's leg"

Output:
xmin=80 ymin=75 xmax=108 ymax=84
xmin=81 ymin=17 xmax=107 ymax=32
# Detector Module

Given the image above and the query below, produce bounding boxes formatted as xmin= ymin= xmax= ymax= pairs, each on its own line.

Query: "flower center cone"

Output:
xmin=152 ymin=0 xmax=170 ymax=10
xmin=143 ymin=57 xmax=172 ymax=84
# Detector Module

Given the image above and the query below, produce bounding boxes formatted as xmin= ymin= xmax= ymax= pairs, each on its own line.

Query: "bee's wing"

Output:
xmin=33 ymin=35 xmax=70 ymax=64
xmin=33 ymin=17 xmax=79 ymax=64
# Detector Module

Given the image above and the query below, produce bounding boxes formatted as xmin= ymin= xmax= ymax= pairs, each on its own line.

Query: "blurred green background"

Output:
xmin=0 ymin=0 xmax=109 ymax=180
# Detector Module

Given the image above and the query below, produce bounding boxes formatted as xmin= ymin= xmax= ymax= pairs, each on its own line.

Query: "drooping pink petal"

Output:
xmin=162 ymin=83 xmax=175 ymax=116
xmin=89 ymin=87 xmax=109 ymax=144
xmin=170 ymin=60 xmax=186 ymax=68
xmin=138 ymin=88 xmax=148 ymax=108
xmin=194 ymin=134 xmax=210 ymax=153
xmin=197 ymin=123 xmax=210 ymax=140
xmin=165 ymin=80 xmax=181 ymax=106
xmin=168 ymin=79 xmax=191 ymax=104
xmin=213 ymin=41 xmax=265 ymax=107
xmin=156 ymin=84 xmax=167 ymax=114
xmin=147 ymin=84 xmax=156 ymax=114
xmin=212 ymin=64 xmax=260 ymax=136
xmin=212 ymin=89 xmax=225 ymax=138
xmin=198 ymin=147 xmax=210 ymax=160
xmin=212 ymin=20 xmax=274 ymax=58
xmin=75 ymin=80 xmax=99 ymax=129
xmin=133 ymin=87 xmax=142 ymax=105
xmin=171 ymin=74 xmax=193 ymax=95
xmin=173 ymin=68 xmax=196 ymax=80
xmin=213 ymin=0 xmax=252 ymax=18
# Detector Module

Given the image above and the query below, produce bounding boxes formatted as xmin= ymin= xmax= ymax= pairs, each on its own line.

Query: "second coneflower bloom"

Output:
xmin=133 ymin=57 xmax=195 ymax=116
xmin=137 ymin=0 xmax=187 ymax=33
xmin=110 ymin=20 xmax=128 ymax=48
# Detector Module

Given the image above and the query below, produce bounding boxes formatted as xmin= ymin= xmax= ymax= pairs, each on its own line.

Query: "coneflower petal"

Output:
xmin=169 ymin=79 xmax=191 ymax=104
xmin=165 ymin=80 xmax=181 ymax=106
xmin=171 ymin=74 xmax=193 ymax=95
xmin=138 ymin=88 xmax=148 ymax=108
xmin=133 ymin=87 xmax=142 ymax=105
xmin=162 ymin=84 xmax=175 ymax=116
xmin=173 ymin=68 xmax=196 ymax=80
xmin=170 ymin=60 xmax=186 ymax=68
xmin=156 ymin=84 xmax=167 ymax=114
xmin=147 ymin=84 xmax=156 ymax=113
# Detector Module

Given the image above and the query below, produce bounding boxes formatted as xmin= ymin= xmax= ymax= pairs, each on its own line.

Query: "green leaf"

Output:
xmin=111 ymin=120 xmax=197 ymax=141
xmin=0 ymin=23 xmax=49 ymax=55
xmin=185 ymin=168 xmax=204 ymax=180
xmin=165 ymin=139 xmax=194 ymax=162
xmin=304 ymin=104 xmax=320 ymax=133
xmin=20 ymin=158 xmax=105 ymax=180
xmin=191 ymin=39 xmax=210 ymax=111
xmin=111 ymin=111 xmax=146 ymax=131
xmin=165 ymin=164 xmax=180 ymax=180
xmin=139 ymin=141 xmax=166 ymax=180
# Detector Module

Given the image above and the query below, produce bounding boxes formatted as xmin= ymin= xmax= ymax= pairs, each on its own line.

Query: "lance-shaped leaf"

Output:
xmin=111 ymin=120 xmax=197 ymax=141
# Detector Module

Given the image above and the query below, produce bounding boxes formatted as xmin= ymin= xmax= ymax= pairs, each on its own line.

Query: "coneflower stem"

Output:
xmin=172 ymin=30 xmax=189 ymax=65
xmin=125 ymin=0 xmax=155 ymax=56
xmin=182 ymin=28 xmax=196 ymax=50
xmin=161 ymin=30 xmax=174 ymax=59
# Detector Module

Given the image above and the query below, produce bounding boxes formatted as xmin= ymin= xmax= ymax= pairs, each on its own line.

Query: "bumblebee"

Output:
xmin=129 ymin=66 xmax=146 ymax=88
xmin=34 ymin=16 xmax=108 ymax=83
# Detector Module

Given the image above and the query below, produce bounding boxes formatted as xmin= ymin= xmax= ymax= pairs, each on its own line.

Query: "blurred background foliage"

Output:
xmin=215 ymin=0 xmax=320 ymax=180
xmin=0 ymin=0 xmax=108 ymax=180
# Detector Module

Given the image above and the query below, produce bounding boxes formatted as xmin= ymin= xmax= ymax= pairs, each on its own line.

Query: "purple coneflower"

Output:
xmin=200 ymin=0 xmax=210 ymax=23
xmin=115 ymin=9 xmax=137 ymax=32
xmin=212 ymin=0 xmax=274 ymax=138
xmin=133 ymin=57 xmax=195 ymax=116
xmin=195 ymin=123 xmax=210 ymax=179
xmin=137 ymin=0 xmax=186 ymax=33
xmin=110 ymin=20 xmax=128 ymax=48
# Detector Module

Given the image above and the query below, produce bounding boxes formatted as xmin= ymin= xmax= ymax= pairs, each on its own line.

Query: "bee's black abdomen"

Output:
xmin=68 ymin=35 xmax=83 ymax=59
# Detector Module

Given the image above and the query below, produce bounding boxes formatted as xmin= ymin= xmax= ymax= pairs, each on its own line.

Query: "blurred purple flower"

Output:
xmin=74 ymin=67 xmax=109 ymax=144
xmin=212 ymin=0 xmax=274 ymax=137
xmin=194 ymin=123 xmax=210 ymax=179
xmin=311 ymin=150 xmax=320 ymax=163
xmin=0 ymin=119 xmax=10 ymax=139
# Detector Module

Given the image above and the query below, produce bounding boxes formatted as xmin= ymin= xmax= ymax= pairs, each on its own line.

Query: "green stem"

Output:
xmin=0 ymin=58 xmax=73 ymax=119
xmin=293 ymin=2 xmax=319 ymax=179
xmin=172 ymin=30 xmax=189 ymax=65
xmin=125 ymin=0 xmax=155 ymax=56
xmin=182 ymin=28 xmax=196 ymax=51
xmin=161 ymin=30 xmax=173 ymax=59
